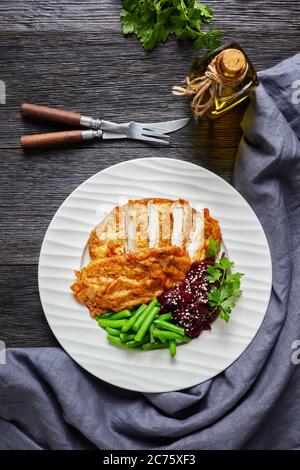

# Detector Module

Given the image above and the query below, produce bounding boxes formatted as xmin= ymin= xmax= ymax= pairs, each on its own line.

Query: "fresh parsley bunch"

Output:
xmin=120 ymin=0 xmax=221 ymax=51
xmin=206 ymin=239 xmax=243 ymax=322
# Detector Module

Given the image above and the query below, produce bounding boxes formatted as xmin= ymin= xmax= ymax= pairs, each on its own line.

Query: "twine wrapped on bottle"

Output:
xmin=173 ymin=49 xmax=249 ymax=119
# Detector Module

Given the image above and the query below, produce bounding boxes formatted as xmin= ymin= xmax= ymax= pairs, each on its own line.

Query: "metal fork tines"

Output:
xmin=100 ymin=120 xmax=171 ymax=145
xmin=130 ymin=123 xmax=170 ymax=145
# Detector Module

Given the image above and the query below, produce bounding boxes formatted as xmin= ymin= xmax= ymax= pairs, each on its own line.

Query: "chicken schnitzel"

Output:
xmin=71 ymin=246 xmax=191 ymax=317
xmin=88 ymin=198 xmax=221 ymax=262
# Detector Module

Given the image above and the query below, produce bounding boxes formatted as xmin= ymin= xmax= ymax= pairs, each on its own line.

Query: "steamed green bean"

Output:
xmin=96 ymin=312 xmax=114 ymax=320
xmin=154 ymin=319 xmax=185 ymax=336
xmin=120 ymin=332 xmax=136 ymax=342
xmin=152 ymin=328 xmax=183 ymax=341
xmin=97 ymin=298 xmax=191 ymax=358
xmin=135 ymin=306 xmax=160 ymax=342
xmin=122 ymin=304 xmax=147 ymax=332
xmin=110 ymin=310 xmax=132 ymax=320
xmin=149 ymin=323 xmax=155 ymax=343
xmin=107 ymin=335 xmax=138 ymax=350
xmin=169 ymin=340 xmax=177 ymax=358
xmin=98 ymin=318 xmax=127 ymax=329
xmin=106 ymin=327 xmax=121 ymax=336
xmin=142 ymin=341 xmax=169 ymax=351
xmin=154 ymin=313 xmax=172 ymax=323
xmin=132 ymin=298 xmax=158 ymax=332
xmin=125 ymin=340 xmax=144 ymax=348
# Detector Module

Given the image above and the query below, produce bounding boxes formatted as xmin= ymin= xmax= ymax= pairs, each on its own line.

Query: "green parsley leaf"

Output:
xmin=120 ymin=1 xmax=221 ymax=51
xmin=219 ymin=309 xmax=230 ymax=322
xmin=215 ymin=257 xmax=234 ymax=271
xmin=207 ymin=285 xmax=221 ymax=306
xmin=206 ymin=248 xmax=244 ymax=323
xmin=206 ymin=265 xmax=222 ymax=283
xmin=120 ymin=10 xmax=140 ymax=34
xmin=206 ymin=238 xmax=220 ymax=258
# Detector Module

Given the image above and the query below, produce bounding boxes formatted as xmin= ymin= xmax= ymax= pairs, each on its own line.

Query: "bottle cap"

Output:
xmin=220 ymin=49 xmax=246 ymax=76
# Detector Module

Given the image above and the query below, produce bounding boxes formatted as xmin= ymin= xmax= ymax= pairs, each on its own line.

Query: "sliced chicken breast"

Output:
xmin=88 ymin=198 xmax=221 ymax=262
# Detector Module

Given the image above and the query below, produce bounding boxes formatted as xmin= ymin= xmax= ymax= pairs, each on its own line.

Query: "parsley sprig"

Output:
xmin=206 ymin=239 xmax=243 ymax=322
xmin=120 ymin=0 xmax=221 ymax=51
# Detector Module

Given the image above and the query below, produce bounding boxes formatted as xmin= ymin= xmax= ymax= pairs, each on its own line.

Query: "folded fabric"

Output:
xmin=1 ymin=54 xmax=300 ymax=450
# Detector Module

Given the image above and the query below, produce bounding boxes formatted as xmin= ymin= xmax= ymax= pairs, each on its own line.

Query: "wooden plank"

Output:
xmin=0 ymin=1 xmax=299 ymax=35
xmin=0 ymin=265 xmax=58 ymax=347
xmin=0 ymin=146 xmax=236 ymax=266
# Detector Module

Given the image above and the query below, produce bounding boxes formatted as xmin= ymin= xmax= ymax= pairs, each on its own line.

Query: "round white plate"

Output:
xmin=38 ymin=158 xmax=272 ymax=393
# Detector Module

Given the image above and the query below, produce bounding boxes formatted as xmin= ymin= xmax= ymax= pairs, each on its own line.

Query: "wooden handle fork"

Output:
xmin=20 ymin=130 xmax=84 ymax=149
xmin=20 ymin=103 xmax=81 ymax=127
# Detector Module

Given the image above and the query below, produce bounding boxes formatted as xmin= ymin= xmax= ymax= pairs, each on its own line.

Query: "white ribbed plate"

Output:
xmin=38 ymin=158 xmax=272 ymax=393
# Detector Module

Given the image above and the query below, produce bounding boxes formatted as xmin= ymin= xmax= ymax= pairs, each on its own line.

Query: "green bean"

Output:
xmin=158 ymin=336 xmax=167 ymax=343
xmin=132 ymin=310 xmax=148 ymax=332
xmin=126 ymin=334 xmax=150 ymax=346
xmin=154 ymin=313 xmax=172 ymax=323
xmin=149 ymin=323 xmax=155 ymax=343
xmin=106 ymin=327 xmax=121 ymax=336
xmin=135 ymin=306 xmax=160 ymax=342
xmin=177 ymin=336 xmax=192 ymax=344
xmin=152 ymin=328 xmax=183 ymax=341
xmin=98 ymin=318 xmax=127 ymax=329
xmin=142 ymin=341 xmax=169 ymax=351
xmin=125 ymin=340 xmax=143 ymax=348
xmin=122 ymin=304 xmax=147 ymax=332
xmin=107 ymin=335 xmax=137 ymax=350
xmin=120 ymin=332 xmax=136 ymax=342
xmin=135 ymin=304 xmax=148 ymax=315
xmin=155 ymin=331 xmax=167 ymax=343
xmin=110 ymin=309 xmax=132 ymax=320
xmin=132 ymin=299 xmax=159 ymax=332
xmin=95 ymin=312 xmax=114 ymax=320
xmin=125 ymin=337 xmax=149 ymax=348
xmin=169 ymin=340 xmax=176 ymax=358
xmin=153 ymin=327 xmax=175 ymax=343
xmin=154 ymin=320 xmax=185 ymax=337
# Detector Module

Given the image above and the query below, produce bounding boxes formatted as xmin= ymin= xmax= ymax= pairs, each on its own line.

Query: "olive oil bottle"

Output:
xmin=192 ymin=43 xmax=258 ymax=118
xmin=174 ymin=42 xmax=259 ymax=119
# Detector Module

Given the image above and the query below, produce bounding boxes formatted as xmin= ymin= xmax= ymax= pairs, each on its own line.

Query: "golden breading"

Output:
xmin=71 ymin=246 xmax=191 ymax=316
xmin=204 ymin=208 xmax=222 ymax=253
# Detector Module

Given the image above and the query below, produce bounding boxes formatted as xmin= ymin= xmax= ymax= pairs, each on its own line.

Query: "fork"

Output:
xmin=19 ymin=103 xmax=190 ymax=149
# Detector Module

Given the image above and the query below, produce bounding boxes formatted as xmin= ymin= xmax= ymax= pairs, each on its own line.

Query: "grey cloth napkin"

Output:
xmin=1 ymin=54 xmax=300 ymax=450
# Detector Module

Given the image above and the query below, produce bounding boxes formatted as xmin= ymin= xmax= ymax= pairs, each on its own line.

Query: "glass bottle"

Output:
xmin=190 ymin=42 xmax=259 ymax=118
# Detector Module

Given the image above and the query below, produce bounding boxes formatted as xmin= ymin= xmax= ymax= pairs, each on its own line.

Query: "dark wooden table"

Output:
xmin=1 ymin=1 xmax=299 ymax=347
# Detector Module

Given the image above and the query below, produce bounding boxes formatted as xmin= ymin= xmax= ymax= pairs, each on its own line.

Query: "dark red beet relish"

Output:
xmin=158 ymin=259 xmax=218 ymax=338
